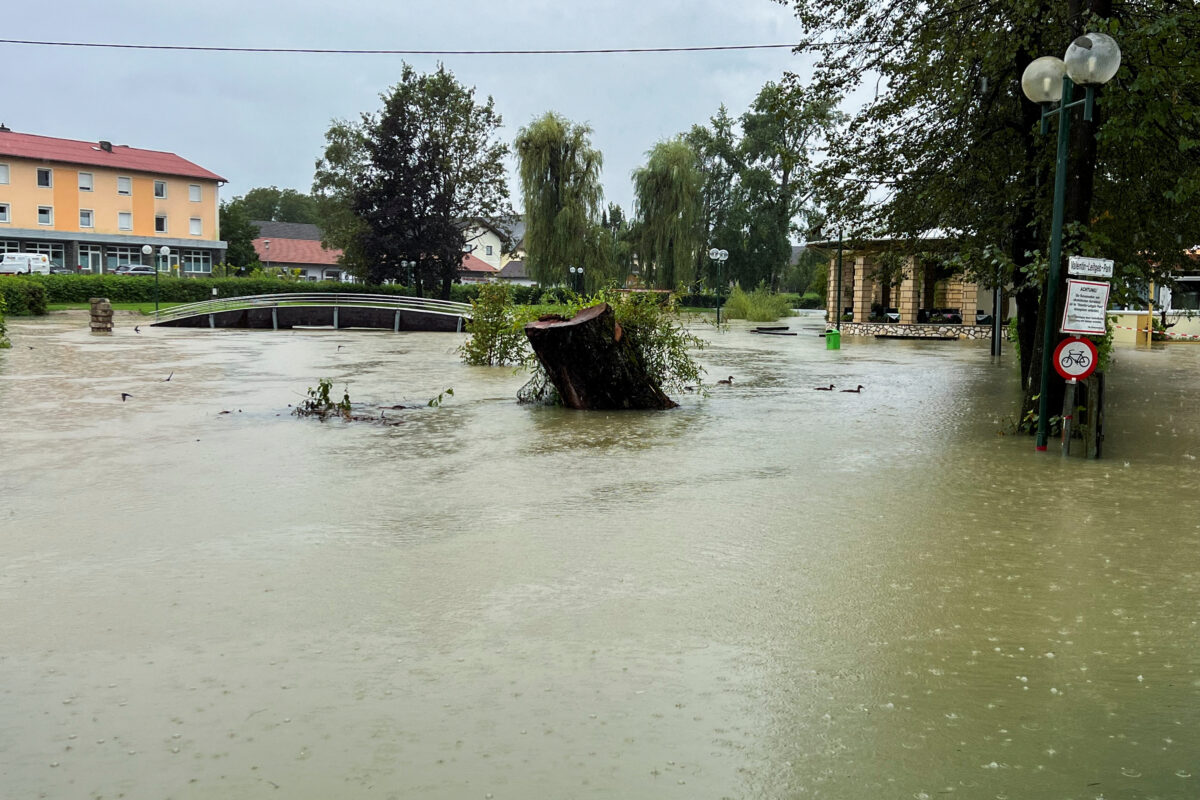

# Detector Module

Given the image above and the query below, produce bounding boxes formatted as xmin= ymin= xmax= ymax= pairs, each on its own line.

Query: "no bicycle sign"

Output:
xmin=1053 ymin=337 xmax=1099 ymax=382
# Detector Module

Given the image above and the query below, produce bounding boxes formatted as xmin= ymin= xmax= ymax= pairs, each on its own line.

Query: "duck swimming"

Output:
xmin=840 ymin=385 xmax=864 ymax=393
xmin=814 ymin=384 xmax=834 ymax=391
xmin=716 ymin=376 xmax=734 ymax=385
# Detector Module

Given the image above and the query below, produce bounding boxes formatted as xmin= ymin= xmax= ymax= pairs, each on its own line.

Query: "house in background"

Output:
xmin=0 ymin=127 xmax=226 ymax=274
xmin=497 ymin=259 xmax=534 ymax=286
xmin=459 ymin=251 xmax=499 ymax=283
xmin=252 ymin=220 xmax=346 ymax=282
xmin=461 ymin=218 xmax=509 ymax=269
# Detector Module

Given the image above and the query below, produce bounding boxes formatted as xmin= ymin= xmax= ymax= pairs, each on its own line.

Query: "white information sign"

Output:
xmin=1068 ymin=255 xmax=1114 ymax=278
xmin=1061 ymin=279 xmax=1111 ymax=336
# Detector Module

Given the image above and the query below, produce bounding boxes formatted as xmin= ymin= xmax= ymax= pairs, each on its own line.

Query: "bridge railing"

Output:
xmin=154 ymin=293 xmax=472 ymax=323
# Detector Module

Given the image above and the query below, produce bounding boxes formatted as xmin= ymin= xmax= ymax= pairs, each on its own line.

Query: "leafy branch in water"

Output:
xmin=427 ymin=388 xmax=454 ymax=408
xmin=294 ymin=378 xmax=352 ymax=421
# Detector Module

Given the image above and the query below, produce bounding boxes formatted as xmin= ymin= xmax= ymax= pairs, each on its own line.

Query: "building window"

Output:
xmin=79 ymin=172 xmax=94 ymax=191
xmin=117 ymin=176 xmax=132 ymax=196
xmin=0 ymin=164 xmax=10 ymax=184
xmin=80 ymin=209 xmax=94 ymax=228
xmin=155 ymin=215 xmax=167 ymax=233
xmin=188 ymin=184 xmax=202 ymax=202
xmin=37 ymin=168 xmax=53 ymax=188
xmin=485 ymin=245 xmax=494 ymax=256
xmin=154 ymin=180 xmax=167 ymax=199
xmin=189 ymin=218 xmax=202 ymax=236
xmin=106 ymin=246 xmax=138 ymax=271
xmin=28 ymin=242 xmax=65 ymax=268
xmin=182 ymin=250 xmax=212 ymax=274
xmin=0 ymin=204 xmax=8 ymax=223
xmin=118 ymin=211 xmax=132 ymax=231
xmin=0 ymin=240 xmax=19 ymax=252
xmin=37 ymin=206 xmax=53 ymax=226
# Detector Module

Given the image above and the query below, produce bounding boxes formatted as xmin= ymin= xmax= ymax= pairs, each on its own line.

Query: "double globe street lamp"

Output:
xmin=141 ymin=243 xmax=171 ymax=316
xmin=708 ymin=248 xmax=729 ymax=325
xmin=1020 ymin=32 xmax=1121 ymax=451
xmin=568 ymin=265 xmax=584 ymax=294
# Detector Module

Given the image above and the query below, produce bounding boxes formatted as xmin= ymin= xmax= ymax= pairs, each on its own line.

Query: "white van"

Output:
xmin=0 ymin=253 xmax=51 ymax=275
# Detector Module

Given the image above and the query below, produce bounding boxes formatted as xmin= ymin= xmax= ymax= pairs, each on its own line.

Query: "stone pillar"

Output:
xmin=826 ymin=256 xmax=838 ymax=323
xmin=959 ymin=280 xmax=979 ymax=323
xmin=853 ymin=256 xmax=873 ymax=323
xmin=899 ymin=256 xmax=920 ymax=324
xmin=89 ymin=297 xmax=113 ymax=333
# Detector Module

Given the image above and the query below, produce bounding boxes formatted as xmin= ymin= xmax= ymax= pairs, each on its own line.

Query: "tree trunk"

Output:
xmin=523 ymin=303 xmax=679 ymax=410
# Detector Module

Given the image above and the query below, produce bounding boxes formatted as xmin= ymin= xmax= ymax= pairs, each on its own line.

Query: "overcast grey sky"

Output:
xmin=5 ymin=0 xmax=820 ymax=215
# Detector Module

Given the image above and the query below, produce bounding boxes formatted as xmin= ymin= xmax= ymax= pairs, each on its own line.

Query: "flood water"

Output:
xmin=1 ymin=311 xmax=1198 ymax=800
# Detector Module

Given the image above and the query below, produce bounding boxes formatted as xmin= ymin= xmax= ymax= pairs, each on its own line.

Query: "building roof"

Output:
xmin=460 ymin=252 xmax=498 ymax=275
xmin=497 ymin=259 xmax=527 ymax=279
xmin=0 ymin=129 xmax=226 ymax=182
xmin=252 ymin=220 xmax=324 ymax=241
xmin=253 ymin=236 xmax=342 ymax=266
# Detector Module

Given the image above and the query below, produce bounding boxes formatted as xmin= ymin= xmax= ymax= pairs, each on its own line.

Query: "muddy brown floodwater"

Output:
xmin=1 ymin=312 xmax=1198 ymax=799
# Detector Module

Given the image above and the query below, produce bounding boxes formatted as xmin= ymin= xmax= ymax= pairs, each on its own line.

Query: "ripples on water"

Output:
xmin=1 ymin=313 xmax=1198 ymax=799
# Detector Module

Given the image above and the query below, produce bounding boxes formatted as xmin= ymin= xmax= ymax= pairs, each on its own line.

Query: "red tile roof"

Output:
xmin=460 ymin=252 xmax=498 ymax=274
xmin=0 ymin=130 xmax=226 ymax=182
xmin=253 ymin=237 xmax=342 ymax=266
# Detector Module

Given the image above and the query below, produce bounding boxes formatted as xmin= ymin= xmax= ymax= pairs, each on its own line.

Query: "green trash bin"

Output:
xmin=825 ymin=329 xmax=841 ymax=350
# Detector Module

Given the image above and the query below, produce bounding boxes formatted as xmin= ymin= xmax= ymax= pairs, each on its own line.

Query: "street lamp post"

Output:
xmin=708 ymin=248 xmax=729 ymax=325
xmin=569 ymin=265 xmax=584 ymax=294
xmin=157 ymin=246 xmax=169 ymax=317
xmin=1021 ymin=32 xmax=1121 ymax=451
xmin=401 ymin=260 xmax=413 ymax=291
xmin=263 ymin=239 xmax=271 ymax=272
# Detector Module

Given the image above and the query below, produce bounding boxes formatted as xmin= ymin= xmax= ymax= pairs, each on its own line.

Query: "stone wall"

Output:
xmin=838 ymin=322 xmax=995 ymax=340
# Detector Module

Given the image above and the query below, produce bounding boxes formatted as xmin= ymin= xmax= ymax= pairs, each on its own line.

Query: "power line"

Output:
xmin=0 ymin=38 xmax=867 ymax=56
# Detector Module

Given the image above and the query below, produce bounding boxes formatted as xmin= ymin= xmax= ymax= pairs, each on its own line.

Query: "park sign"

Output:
xmin=1061 ymin=279 xmax=1111 ymax=336
xmin=1067 ymin=255 xmax=1114 ymax=278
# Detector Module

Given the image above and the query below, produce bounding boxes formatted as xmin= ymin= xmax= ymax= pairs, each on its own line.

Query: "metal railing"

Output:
xmin=153 ymin=292 xmax=472 ymax=323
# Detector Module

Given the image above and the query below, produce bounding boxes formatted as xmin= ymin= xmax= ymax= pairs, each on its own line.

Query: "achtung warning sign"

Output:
xmin=1061 ymin=279 xmax=1111 ymax=336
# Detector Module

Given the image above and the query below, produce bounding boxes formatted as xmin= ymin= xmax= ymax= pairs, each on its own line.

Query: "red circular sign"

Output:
xmin=1053 ymin=337 xmax=1098 ymax=381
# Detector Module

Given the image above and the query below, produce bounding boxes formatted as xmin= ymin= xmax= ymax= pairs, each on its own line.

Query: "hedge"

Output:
xmin=0 ymin=277 xmax=48 ymax=315
xmin=2 ymin=274 xmax=492 ymax=311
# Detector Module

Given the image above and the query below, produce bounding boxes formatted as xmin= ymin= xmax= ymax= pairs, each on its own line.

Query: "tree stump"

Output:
xmin=523 ymin=303 xmax=678 ymax=410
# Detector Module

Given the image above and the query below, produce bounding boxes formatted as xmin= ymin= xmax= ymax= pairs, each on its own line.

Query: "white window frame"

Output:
xmin=118 ymin=211 xmax=133 ymax=231
xmin=79 ymin=209 xmax=94 ymax=228
xmin=0 ymin=203 xmax=9 ymax=223
xmin=189 ymin=217 xmax=202 ymax=236
xmin=37 ymin=206 xmax=54 ymax=226
xmin=0 ymin=164 xmax=9 ymax=185
xmin=117 ymin=176 xmax=132 ymax=196
xmin=37 ymin=168 xmax=53 ymax=188
xmin=154 ymin=180 xmax=167 ymax=199
xmin=188 ymin=184 xmax=202 ymax=202
xmin=78 ymin=172 xmax=94 ymax=191
xmin=155 ymin=214 xmax=168 ymax=233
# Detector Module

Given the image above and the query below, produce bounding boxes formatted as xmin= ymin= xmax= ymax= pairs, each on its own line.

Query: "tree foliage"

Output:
xmin=231 ymin=186 xmax=321 ymax=224
xmin=514 ymin=112 xmax=607 ymax=288
xmin=633 ymin=138 xmax=703 ymax=289
xmin=313 ymin=64 xmax=509 ymax=297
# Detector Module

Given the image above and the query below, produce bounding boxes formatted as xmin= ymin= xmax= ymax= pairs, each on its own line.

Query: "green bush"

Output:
xmin=0 ymin=277 xmax=48 ymax=315
xmin=459 ymin=283 xmax=531 ymax=366
xmin=0 ymin=294 xmax=9 ymax=348
xmin=721 ymin=284 xmax=797 ymax=322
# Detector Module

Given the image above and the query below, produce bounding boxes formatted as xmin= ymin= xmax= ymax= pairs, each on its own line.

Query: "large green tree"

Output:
xmin=632 ymin=138 xmax=703 ymax=289
xmin=778 ymin=0 xmax=1200 ymax=418
xmin=685 ymin=106 xmax=744 ymax=289
xmin=313 ymin=64 xmax=509 ymax=297
xmin=514 ymin=112 xmax=608 ymax=288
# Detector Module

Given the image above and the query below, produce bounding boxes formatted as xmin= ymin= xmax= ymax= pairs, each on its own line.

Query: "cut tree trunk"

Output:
xmin=523 ymin=303 xmax=678 ymax=410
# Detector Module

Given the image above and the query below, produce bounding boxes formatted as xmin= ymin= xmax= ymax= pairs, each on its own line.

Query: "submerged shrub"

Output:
xmin=721 ymin=284 xmax=796 ymax=322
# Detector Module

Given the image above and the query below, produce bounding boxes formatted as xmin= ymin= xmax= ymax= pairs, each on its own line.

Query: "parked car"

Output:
xmin=49 ymin=267 xmax=76 ymax=274
xmin=116 ymin=266 xmax=158 ymax=276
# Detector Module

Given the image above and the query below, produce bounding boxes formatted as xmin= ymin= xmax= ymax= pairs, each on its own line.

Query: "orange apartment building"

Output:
xmin=0 ymin=127 xmax=226 ymax=274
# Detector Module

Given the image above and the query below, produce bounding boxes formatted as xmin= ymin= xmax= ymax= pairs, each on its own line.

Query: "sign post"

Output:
xmin=1052 ymin=336 xmax=1099 ymax=457
xmin=1061 ymin=279 xmax=1111 ymax=337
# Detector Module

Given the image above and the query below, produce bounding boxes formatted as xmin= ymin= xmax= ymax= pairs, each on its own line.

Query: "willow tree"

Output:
xmin=632 ymin=139 xmax=703 ymax=289
xmin=514 ymin=112 xmax=607 ymax=288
